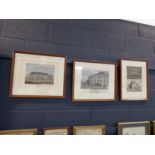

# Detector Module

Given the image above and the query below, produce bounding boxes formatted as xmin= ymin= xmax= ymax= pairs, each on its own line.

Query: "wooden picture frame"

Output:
xmin=73 ymin=125 xmax=106 ymax=135
xmin=118 ymin=121 xmax=150 ymax=135
xmin=152 ymin=121 xmax=155 ymax=135
xmin=9 ymin=51 xmax=67 ymax=98
xmin=0 ymin=128 xmax=38 ymax=135
xmin=72 ymin=60 xmax=117 ymax=102
xmin=43 ymin=127 xmax=70 ymax=135
xmin=120 ymin=59 xmax=149 ymax=101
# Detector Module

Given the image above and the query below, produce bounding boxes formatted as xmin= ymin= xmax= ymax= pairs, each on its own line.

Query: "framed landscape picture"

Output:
xmin=10 ymin=51 xmax=66 ymax=98
xmin=0 ymin=128 xmax=38 ymax=135
xmin=43 ymin=127 xmax=70 ymax=135
xmin=120 ymin=59 xmax=149 ymax=101
xmin=72 ymin=60 xmax=117 ymax=102
xmin=118 ymin=121 xmax=150 ymax=135
xmin=73 ymin=125 xmax=106 ymax=135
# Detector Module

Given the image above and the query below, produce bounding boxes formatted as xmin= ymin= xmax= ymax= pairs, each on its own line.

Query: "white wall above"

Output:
xmin=127 ymin=19 xmax=155 ymax=26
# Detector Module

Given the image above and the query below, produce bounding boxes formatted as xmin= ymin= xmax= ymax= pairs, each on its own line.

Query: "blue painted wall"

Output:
xmin=0 ymin=19 xmax=155 ymax=134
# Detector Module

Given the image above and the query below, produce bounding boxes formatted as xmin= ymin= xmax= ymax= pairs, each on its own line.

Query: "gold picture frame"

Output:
xmin=0 ymin=128 xmax=38 ymax=135
xmin=43 ymin=127 xmax=70 ymax=135
xmin=73 ymin=125 xmax=106 ymax=135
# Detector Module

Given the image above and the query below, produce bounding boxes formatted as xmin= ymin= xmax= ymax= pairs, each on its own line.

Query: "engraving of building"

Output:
xmin=86 ymin=72 xmax=108 ymax=89
xmin=25 ymin=72 xmax=54 ymax=84
xmin=127 ymin=81 xmax=142 ymax=92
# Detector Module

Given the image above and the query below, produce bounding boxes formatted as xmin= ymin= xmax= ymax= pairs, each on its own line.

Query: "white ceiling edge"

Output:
xmin=126 ymin=19 xmax=155 ymax=26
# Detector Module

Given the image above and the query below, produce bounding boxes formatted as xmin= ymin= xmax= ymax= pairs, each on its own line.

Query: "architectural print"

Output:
xmin=25 ymin=63 xmax=55 ymax=85
xmin=73 ymin=61 xmax=116 ymax=101
xmin=81 ymin=69 xmax=109 ymax=89
xmin=10 ymin=51 xmax=66 ymax=98
xmin=122 ymin=126 xmax=146 ymax=135
xmin=127 ymin=66 xmax=142 ymax=92
xmin=118 ymin=121 xmax=150 ymax=135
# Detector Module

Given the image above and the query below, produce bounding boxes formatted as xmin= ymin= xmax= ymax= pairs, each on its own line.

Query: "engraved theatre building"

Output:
xmin=86 ymin=72 xmax=108 ymax=89
xmin=25 ymin=71 xmax=54 ymax=84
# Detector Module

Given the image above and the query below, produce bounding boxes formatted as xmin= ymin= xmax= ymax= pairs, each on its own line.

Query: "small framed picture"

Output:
xmin=72 ymin=60 xmax=117 ymax=102
xmin=43 ymin=127 xmax=70 ymax=135
xmin=152 ymin=121 xmax=155 ymax=135
xmin=73 ymin=125 xmax=106 ymax=135
xmin=10 ymin=51 xmax=66 ymax=98
xmin=120 ymin=59 xmax=149 ymax=101
xmin=0 ymin=128 xmax=38 ymax=135
xmin=118 ymin=121 xmax=150 ymax=135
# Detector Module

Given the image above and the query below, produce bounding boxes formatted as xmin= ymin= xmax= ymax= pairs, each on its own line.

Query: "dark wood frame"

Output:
xmin=118 ymin=121 xmax=150 ymax=135
xmin=9 ymin=51 xmax=67 ymax=98
xmin=152 ymin=121 xmax=155 ymax=135
xmin=120 ymin=59 xmax=149 ymax=101
xmin=73 ymin=125 xmax=106 ymax=135
xmin=43 ymin=127 xmax=71 ymax=135
xmin=72 ymin=60 xmax=117 ymax=102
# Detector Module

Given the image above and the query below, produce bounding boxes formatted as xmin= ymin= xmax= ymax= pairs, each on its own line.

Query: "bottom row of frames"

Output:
xmin=0 ymin=121 xmax=154 ymax=135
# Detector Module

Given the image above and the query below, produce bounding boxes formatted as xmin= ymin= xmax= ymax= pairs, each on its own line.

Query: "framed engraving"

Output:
xmin=120 ymin=59 xmax=149 ymax=101
xmin=73 ymin=125 xmax=106 ymax=135
xmin=0 ymin=128 xmax=38 ymax=135
xmin=72 ymin=60 xmax=117 ymax=102
xmin=10 ymin=51 xmax=66 ymax=98
xmin=118 ymin=121 xmax=150 ymax=135
xmin=152 ymin=121 xmax=155 ymax=135
xmin=43 ymin=127 xmax=70 ymax=135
